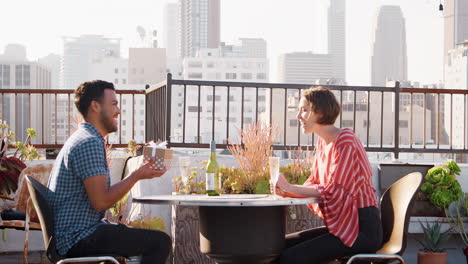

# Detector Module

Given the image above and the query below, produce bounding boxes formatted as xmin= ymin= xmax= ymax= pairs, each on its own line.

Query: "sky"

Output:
xmin=0 ymin=0 xmax=444 ymax=85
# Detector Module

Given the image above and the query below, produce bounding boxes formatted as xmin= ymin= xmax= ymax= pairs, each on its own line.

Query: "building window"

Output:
xmin=207 ymin=62 xmax=214 ymax=68
xmin=122 ymin=120 xmax=126 ymax=126
xmin=122 ymin=99 xmax=127 ymax=105
xmin=207 ymin=95 xmax=221 ymax=101
xmin=188 ymin=73 xmax=203 ymax=79
xmin=140 ymin=68 xmax=145 ymax=74
xmin=23 ymin=65 xmax=30 ymax=86
xmin=229 ymin=95 xmax=235 ymax=101
xmin=256 ymin=73 xmax=266 ymax=80
xmin=241 ymin=73 xmax=252 ymax=80
xmin=114 ymin=68 xmax=119 ymax=74
xmin=114 ymin=78 xmax=119 ymax=84
xmin=132 ymin=68 xmax=137 ymax=74
xmin=342 ymin=120 xmax=353 ymax=127
xmin=188 ymin=61 xmax=203 ymax=68
xmin=243 ymin=117 xmax=252 ymax=124
xmin=140 ymin=120 xmax=144 ymax=126
xmin=225 ymin=73 xmax=236 ymax=79
xmin=290 ymin=120 xmax=299 ymax=127
xmin=399 ymin=120 xmax=408 ymax=128
xmin=188 ymin=106 xmax=202 ymax=112
xmin=229 ymin=117 xmax=237 ymax=122
xmin=122 ymin=78 xmax=126 ymax=84
xmin=15 ymin=65 xmax=23 ymax=86
xmin=363 ymin=120 xmax=370 ymax=127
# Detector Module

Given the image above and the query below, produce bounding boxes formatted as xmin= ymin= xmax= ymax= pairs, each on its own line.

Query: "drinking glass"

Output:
xmin=269 ymin=157 xmax=280 ymax=199
xmin=179 ymin=157 xmax=191 ymax=186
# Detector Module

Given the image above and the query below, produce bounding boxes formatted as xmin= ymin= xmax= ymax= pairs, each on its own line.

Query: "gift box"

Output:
xmin=143 ymin=145 xmax=173 ymax=170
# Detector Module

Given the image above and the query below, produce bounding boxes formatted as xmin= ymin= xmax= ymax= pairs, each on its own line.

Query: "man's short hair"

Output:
xmin=302 ymin=86 xmax=341 ymax=125
xmin=74 ymin=80 xmax=115 ymax=118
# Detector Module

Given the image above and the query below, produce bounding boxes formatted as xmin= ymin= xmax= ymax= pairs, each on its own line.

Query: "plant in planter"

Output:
xmin=421 ymin=160 xmax=462 ymax=209
xmin=281 ymin=147 xmax=313 ymax=185
xmin=0 ymin=123 xmax=39 ymax=197
xmin=446 ymin=192 xmax=468 ymax=263
xmin=172 ymin=165 xmax=207 ymax=194
xmin=415 ymin=220 xmax=451 ymax=264
xmin=225 ymin=122 xmax=276 ymax=194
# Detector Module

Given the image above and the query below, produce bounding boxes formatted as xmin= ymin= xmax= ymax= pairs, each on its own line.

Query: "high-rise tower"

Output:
xmin=371 ymin=5 xmax=408 ymax=86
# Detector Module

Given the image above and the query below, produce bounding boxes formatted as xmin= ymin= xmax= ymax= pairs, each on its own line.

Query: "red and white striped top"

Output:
xmin=304 ymin=128 xmax=378 ymax=247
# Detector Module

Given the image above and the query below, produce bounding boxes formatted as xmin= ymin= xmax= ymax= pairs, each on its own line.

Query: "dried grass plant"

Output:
xmin=227 ymin=122 xmax=278 ymax=192
xmin=281 ymin=146 xmax=314 ymax=184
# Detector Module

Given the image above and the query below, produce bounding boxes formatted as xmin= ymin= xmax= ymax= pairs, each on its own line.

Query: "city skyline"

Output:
xmin=1 ymin=0 xmax=443 ymax=86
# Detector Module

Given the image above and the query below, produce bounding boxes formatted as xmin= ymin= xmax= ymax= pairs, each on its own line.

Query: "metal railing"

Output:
xmin=146 ymin=74 xmax=468 ymax=160
xmin=0 ymin=88 xmax=145 ymax=148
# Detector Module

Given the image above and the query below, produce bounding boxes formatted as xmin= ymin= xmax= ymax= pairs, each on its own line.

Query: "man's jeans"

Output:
xmin=67 ymin=223 xmax=171 ymax=264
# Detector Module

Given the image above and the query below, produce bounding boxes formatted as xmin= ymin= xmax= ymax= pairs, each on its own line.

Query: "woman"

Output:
xmin=275 ymin=87 xmax=382 ymax=264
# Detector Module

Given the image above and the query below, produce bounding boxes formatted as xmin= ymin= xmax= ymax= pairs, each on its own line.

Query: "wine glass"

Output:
xmin=269 ymin=157 xmax=280 ymax=199
xmin=179 ymin=157 xmax=191 ymax=186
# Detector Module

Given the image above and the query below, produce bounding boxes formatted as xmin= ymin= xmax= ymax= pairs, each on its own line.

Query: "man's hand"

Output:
xmin=134 ymin=157 xmax=168 ymax=180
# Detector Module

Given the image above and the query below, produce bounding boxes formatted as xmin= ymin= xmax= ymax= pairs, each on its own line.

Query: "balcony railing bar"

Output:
xmin=409 ymin=92 xmax=413 ymax=149
xmin=255 ymin=87 xmax=259 ymax=124
xmin=298 ymin=89 xmax=302 ymax=147
xmin=241 ymin=86 xmax=245 ymax=132
xmin=68 ymin=94 xmax=71 ymax=138
xmin=380 ymin=91 xmax=384 ymax=149
xmin=212 ymin=85 xmax=216 ymax=140
xmin=197 ymin=85 xmax=201 ymax=144
xmin=42 ymin=94 xmax=45 ymax=144
xmin=423 ymin=93 xmax=427 ymax=149
xmin=366 ymin=90 xmax=370 ymax=148
xmin=353 ymin=91 xmax=357 ymax=132
xmin=132 ymin=94 xmax=135 ymax=141
xmin=226 ymin=86 xmax=231 ymax=143
xmin=394 ymin=82 xmax=400 ymax=159
xmin=283 ymin=88 xmax=287 ymax=146
xmin=119 ymin=94 xmax=122 ymax=145
xmin=54 ymin=93 xmax=57 ymax=145
xmin=437 ymin=94 xmax=440 ymax=149
xmin=450 ymin=93 xmax=453 ymax=150
xmin=465 ymin=94 xmax=467 ymax=150
xmin=183 ymin=84 xmax=187 ymax=144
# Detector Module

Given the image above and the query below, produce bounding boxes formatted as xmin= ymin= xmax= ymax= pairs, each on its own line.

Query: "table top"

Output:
xmin=133 ymin=194 xmax=320 ymax=207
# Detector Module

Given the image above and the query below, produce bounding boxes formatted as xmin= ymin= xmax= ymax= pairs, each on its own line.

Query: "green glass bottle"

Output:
xmin=206 ymin=140 xmax=220 ymax=196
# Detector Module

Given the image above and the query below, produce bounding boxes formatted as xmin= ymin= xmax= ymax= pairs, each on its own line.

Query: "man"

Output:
xmin=47 ymin=80 xmax=171 ymax=264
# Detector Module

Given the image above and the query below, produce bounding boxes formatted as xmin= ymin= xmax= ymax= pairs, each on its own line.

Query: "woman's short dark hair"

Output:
xmin=302 ymin=86 xmax=341 ymax=125
xmin=74 ymin=80 xmax=115 ymax=118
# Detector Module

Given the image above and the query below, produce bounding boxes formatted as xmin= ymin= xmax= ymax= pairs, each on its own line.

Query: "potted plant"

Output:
xmin=223 ymin=121 xmax=276 ymax=194
xmin=415 ymin=221 xmax=451 ymax=264
xmin=421 ymin=160 xmax=463 ymax=210
xmin=446 ymin=192 xmax=468 ymax=263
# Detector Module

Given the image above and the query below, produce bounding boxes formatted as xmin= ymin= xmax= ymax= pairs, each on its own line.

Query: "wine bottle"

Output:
xmin=206 ymin=140 xmax=220 ymax=196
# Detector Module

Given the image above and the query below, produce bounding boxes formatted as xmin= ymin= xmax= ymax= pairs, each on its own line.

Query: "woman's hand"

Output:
xmin=271 ymin=173 xmax=291 ymax=197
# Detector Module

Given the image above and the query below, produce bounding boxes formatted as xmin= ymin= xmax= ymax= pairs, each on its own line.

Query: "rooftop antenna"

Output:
xmin=136 ymin=26 xmax=146 ymax=46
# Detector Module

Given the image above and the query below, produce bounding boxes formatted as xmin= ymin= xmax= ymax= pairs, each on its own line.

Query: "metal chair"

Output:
xmin=25 ymin=175 xmax=122 ymax=264
xmin=340 ymin=172 xmax=423 ymax=264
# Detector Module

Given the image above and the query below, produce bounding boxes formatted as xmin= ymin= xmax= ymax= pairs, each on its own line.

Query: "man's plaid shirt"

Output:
xmin=47 ymin=123 xmax=110 ymax=256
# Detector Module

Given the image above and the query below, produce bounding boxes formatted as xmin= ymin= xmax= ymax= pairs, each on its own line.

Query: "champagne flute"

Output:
xmin=269 ymin=157 xmax=280 ymax=199
xmin=179 ymin=157 xmax=191 ymax=186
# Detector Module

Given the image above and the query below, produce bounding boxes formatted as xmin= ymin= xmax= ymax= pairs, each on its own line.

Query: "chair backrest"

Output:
xmin=377 ymin=172 xmax=422 ymax=256
xmin=25 ymin=175 xmax=62 ymax=263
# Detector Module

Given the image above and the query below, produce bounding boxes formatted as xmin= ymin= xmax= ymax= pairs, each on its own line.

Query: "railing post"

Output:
xmin=394 ymin=81 xmax=400 ymax=160
xmin=166 ymin=73 xmax=172 ymax=147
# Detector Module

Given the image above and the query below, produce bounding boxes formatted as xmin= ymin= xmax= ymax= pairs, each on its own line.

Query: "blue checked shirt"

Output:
xmin=47 ymin=123 xmax=110 ymax=256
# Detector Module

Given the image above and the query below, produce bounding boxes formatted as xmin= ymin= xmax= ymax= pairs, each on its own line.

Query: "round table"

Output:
xmin=133 ymin=194 xmax=319 ymax=264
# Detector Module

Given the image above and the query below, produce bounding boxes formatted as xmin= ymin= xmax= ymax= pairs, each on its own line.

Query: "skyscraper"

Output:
xmin=277 ymin=0 xmax=345 ymax=84
xmin=61 ymin=35 xmax=120 ymax=89
xmin=328 ymin=0 xmax=345 ymax=81
xmin=371 ymin=5 xmax=408 ymax=86
xmin=443 ymin=0 xmax=468 ymax=63
xmin=179 ymin=0 xmax=220 ymax=58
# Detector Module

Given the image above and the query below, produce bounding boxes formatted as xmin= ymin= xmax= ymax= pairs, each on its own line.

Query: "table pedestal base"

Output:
xmin=199 ymin=206 xmax=286 ymax=264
